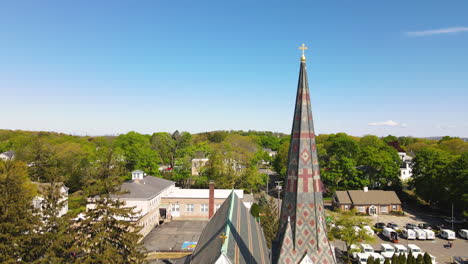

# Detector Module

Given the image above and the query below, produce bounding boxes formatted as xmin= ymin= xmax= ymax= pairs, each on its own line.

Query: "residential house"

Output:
xmin=191 ymin=158 xmax=209 ymax=176
xmin=0 ymin=150 xmax=15 ymax=161
xmin=399 ymin=152 xmax=413 ymax=181
xmin=332 ymin=187 xmax=402 ymax=215
xmin=32 ymin=182 xmax=69 ymax=217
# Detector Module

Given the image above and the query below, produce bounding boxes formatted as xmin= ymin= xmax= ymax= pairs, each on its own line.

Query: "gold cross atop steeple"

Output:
xmin=299 ymin=43 xmax=308 ymax=61
xmin=219 ymin=232 xmax=228 ymax=243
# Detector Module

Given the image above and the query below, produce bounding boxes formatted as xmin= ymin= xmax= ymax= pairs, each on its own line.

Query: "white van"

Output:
xmin=407 ymin=244 xmax=421 ymax=254
xmin=350 ymin=244 xmax=361 ymax=259
xmin=370 ymin=252 xmax=386 ymax=264
xmin=380 ymin=243 xmax=395 ymax=258
xmin=458 ymin=229 xmax=468 ymax=239
xmin=353 ymin=226 xmax=362 ymax=235
xmin=382 ymin=227 xmax=399 ymax=242
xmin=423 ymin=229 xmax=435 ymax=240
xmin=363 ymin=225 xmax=375 ymax=237
xmin=441 ymin=229 xmax=456 ymax=240
xmin=393 ymin=244 xmax=408 ymax=256
xmin=402 ymin=229 xmax=416 ymax=240
xmin=357 ymin=253 xmax=370 ymax=264
xmin=414 ymin=228 xmax=427 ymax=240
xmin=360 ymin=243 xmax=374 ymax=253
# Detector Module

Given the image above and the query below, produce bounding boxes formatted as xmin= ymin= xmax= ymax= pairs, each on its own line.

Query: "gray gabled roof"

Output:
xmin=112 ymin=176 xmax=175 ymax=200
xmin=189 ymin=191 xmax=269 ymax=264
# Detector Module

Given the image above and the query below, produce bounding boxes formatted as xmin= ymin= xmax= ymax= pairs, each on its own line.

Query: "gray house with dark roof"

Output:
xmin=332 ymin=187 xmax=402 ymax=215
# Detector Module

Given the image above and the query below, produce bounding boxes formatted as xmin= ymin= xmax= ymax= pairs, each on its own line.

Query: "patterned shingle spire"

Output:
xmin=272 ymin=47 xmax=336 ymax=264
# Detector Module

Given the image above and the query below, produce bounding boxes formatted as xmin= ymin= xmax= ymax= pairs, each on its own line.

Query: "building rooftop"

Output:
xmin=189 ymin=191 xmax=269 ymax=264
xmin=163 ymin=188 xmax=243 ymax=199
xmin=335 ymin=190 xmax=401 ymax=205
xmin=113 ymin=176 xmax=175 ymax=200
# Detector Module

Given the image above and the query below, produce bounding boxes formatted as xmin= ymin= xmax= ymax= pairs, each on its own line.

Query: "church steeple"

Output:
xmin=272 ymin=45 xmax=336 ymax=264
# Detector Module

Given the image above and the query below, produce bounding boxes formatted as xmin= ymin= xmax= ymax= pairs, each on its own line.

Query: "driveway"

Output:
xmin=142 ymin=220 xmax=209 ymax=252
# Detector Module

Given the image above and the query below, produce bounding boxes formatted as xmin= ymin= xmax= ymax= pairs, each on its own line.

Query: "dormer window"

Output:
xmin=132 ymin=170 xmax=144 ymax=180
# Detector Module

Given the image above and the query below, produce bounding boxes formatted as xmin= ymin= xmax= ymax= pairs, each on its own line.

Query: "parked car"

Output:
xmin=382 ymin=227 xmax=399 ymax=243
xmin=440 ymin=229 xmax=456 ymax=240
xmin=418 ymin=223 xmax=430 ymax=229
xmin=375 ymin=222 xmax=386 ymax=229
xmin=362 ymin=225 xmax=375 ymax=237
xmin=387 ymin=223 xmax=400 ymax=230
xmin=458 ymin=229 xmax=468 ymax=239
xmin=413 ymin=228 xmax=427 ymax=240
xmin=380 ymin=243 xmax=396 ymax=258
xmin=406 ymin=223 xmax=417 ymax=229
xmin=423 ymin=229 xmax=435 ymax=240
xmin=402 ymin=229 xmax=416 ymax=240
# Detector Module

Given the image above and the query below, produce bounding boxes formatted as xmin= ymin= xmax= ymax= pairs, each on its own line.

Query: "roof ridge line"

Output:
xmin=221 ymin=190 xmax=236 ymax=254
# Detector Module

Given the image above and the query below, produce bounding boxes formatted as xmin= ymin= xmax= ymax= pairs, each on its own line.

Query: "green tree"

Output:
xmin=384 ymin=258 xmax=391 ymax=264
xmin=358 ymin=145 xmax=401 ymax=189
xmin=0 ymin=160 xmax=41 ymax=263
xmin=35 ymin=175 xmax=74 ymax=263
xmin=398 ymin=253 xmax=407 ymax=264
xmin=72 ymin=143 xmax=145 ymax=263
xmin=272 ymin=140 xmax=289 ymax=177
xmin=258 ymin=195 xmax=279 ymax=248
xmin=391 ymin=254 xmax=399 ymax=264
xmin=367 ymin=256 xmax=375 ymax=264
xmin=114 ymin=131 xmax=160 ymax=176
xmin=329 ymin=211 xmax=374 ymax=263
xmin=423 ymin=252 xmax=432 ymax=264
xmin=411 ymin=148 xmax=453 ymax=206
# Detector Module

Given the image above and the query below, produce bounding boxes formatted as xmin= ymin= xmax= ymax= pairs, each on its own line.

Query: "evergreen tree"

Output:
xmin=72 ymin=145 xmax=145 ymax=263
xmin=384 ymin=258 xmax=391 ymax=264
xmin=375 ymin=257 xmax=381 ymax=264
xmin=398 ymin=253 xmax=407 ymax=264
xmin=367 ymin=256 xmax=375 ymax=264
xmin=259 ymin=195 xmax=279 ymax=248
xmin=423 ymin=252 xmax=432 ymax=264
xmin=35 ymin=169 xmax=74 ymax=263
xmin=391 ymin=254 xmax=399 ymax=264
xmin=0 ymin=160 xmax=41 ymax=263
xmin=407 ymin=252 xmax=415 ymax=264
xmin=416 ymin=254 xmax=423 ymax=264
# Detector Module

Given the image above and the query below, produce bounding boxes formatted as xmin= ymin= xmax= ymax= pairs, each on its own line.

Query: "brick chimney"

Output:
xmin=209 ymin=180 xmax=215 ymax=218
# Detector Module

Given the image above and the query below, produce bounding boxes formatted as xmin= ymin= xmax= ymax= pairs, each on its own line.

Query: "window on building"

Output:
xmin=357 ymin=206 xmax=365 ymax=213
xmin=380 ymin=206 xmax=388 ymax=213
xmin=344 ymin=205 xmax=349 ymax=210
xmin=201 ymin=204 xmax=209 ymax=213
xmin=186 ymin=204 xmax=194 ymax=212
xmin=215 ymin=204 xmax=221 ymax=211
xmin=171 ymin=204 xmax=180 ymax=212
xmin=392 ymin=205 xmax=397 ymax=211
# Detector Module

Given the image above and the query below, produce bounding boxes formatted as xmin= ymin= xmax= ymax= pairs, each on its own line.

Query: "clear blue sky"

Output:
xmin=1 ymin=0 xmax=467 ymax=137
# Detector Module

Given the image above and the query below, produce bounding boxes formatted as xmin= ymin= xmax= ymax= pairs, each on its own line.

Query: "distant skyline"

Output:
xmin=1 ymin=1 xmax=467 ymax=137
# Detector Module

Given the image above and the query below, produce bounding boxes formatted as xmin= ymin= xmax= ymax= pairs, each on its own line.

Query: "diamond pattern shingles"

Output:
xmin=272 ymin=58 xmax=336 ymax=264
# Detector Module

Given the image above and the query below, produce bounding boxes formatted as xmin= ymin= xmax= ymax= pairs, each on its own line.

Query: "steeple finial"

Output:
xmin=299 ymin=43 xmax=308 ymax=61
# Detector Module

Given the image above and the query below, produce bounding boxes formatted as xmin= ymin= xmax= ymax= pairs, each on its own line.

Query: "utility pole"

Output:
xmin=275 ymin=180 xmax=282 ymax=218
xmin=452 ymin=202 xmax=454 ymax=231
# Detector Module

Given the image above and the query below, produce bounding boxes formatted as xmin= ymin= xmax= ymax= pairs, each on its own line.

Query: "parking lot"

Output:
xmin=332 ymin=210 xmax=467 ymax=264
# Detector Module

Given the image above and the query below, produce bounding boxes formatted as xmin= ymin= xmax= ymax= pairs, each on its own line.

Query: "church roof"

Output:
xmin=189 ymin=191 xmax=269 ymax=264
xmin=273 ymin=47 xmax=337 ymax=264
xmin=112 ymin=176 xmax=175 ymax=200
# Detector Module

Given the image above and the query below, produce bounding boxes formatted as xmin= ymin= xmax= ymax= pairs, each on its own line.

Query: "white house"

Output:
xmin=398 ymin=152 xmax=413 ymax=181
xmin=32 ymin=182 xmax=69 ymax=217
xmin=191 ymin=158 xmax=209 ymax=176
xmin=0 ymin=150 xmax=15 ymax=161
xmin=97 ymin=170 xmax=177 ymax=238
